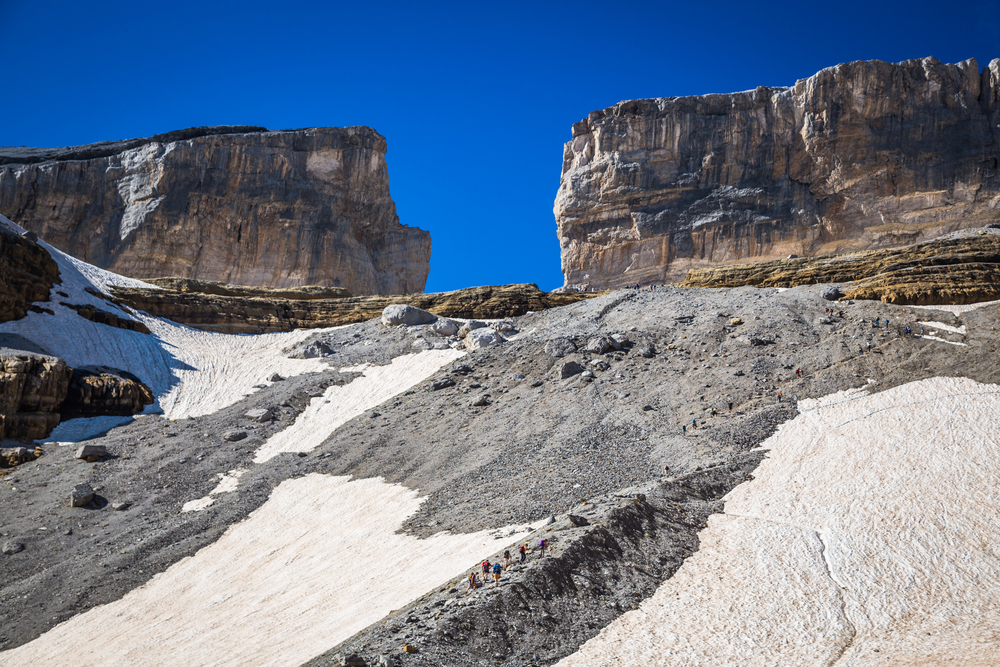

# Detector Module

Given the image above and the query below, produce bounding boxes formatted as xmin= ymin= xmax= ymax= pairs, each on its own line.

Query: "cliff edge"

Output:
xmin=0 ymin=126 xmax=430 ymax=295
xmin=555 ymin=57 xmax=1000 ymax=289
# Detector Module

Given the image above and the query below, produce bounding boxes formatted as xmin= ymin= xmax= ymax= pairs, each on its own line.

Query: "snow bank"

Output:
xmin=559 ymin=376 xmax=1000 ymax=666
xmin=0 ymin=474 xmax=536 ymax=667
xmin=255 ymin=350 xmax=464 ymax=462
xmin=0 ymin=215 xmax=334 ymax=424
xmin=910 ymin=299 xmax=1000 ymax=315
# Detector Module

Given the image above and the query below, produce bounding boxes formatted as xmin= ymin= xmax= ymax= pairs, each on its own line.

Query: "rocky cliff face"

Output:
xmin=556 ymin=57 xmax=1000 ymax=289
xmin=0 ymin=225 xmax=60 ymax=324
xmin=0 ymin=126 xmax=430 ymax=295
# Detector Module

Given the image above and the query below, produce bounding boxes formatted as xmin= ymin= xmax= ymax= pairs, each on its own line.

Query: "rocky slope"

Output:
xmin=0 ymin=226 xmax=60 ymax=324
xmin=0 ymin=126 xmax=429 ymax=295
xmin=681 ymin=227 xmax=1000 ymax=305
xmin=556 ymin=57 xmax=1000 ymax=290
xmin=112 ymin=283 xmax=595 ymax=334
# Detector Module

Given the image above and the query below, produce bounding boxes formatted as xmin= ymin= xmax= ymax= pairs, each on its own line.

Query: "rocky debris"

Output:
xmin=449 ymin=364 xmax=473 ymax=375
xmin=223 ymin=430 xmax=248 ymax=442
xmin=494 ymin=319 xmax=517 ymax=333
xmin=471 ymin=395 xmax=489 ymax=407
xmin=70 ymin=483 xmax=94 ymax=507
xmin=0 ymin=223 xmax=60 ymax=324
xmin=682 ymin=231 xmax=1000 ymax=306
xmin=382 ymin=305 xmax=436 ymax=327
xmin=746 ymin=336 xmax=775 ymax=346
xmin=560 ymin=360 xmax=585 ymax=379
xmin=144 ymin=278 xmax=352 ymax=300
xmin=822 ymin=286 xmax=845 ymax=301
xmin=464 ymin=328 xmax=503 ymax=350
xmin=0 ymin=126 xmax=430 ymax=295
xmin=244 ymin=408 xmax=274 ymax=423
xmin=400 ymin=645 xmax=418 ymax=654
xmin=637 ymin=346 xmax=655 ymax=358
xmin=61 ymin=367 xmax=154 ymax=420
xmin=269 ymin=373 xmax=284 ymax=382
xmin=585 ymin=335 xmax=618 ymax=354
xmin=75 ymin=444 xmax=108 ymax=462
xmin=545 ymin=337 xmax=577 ymax=357
xmin=112 ymin=501 xmax=130 ymax=511
xmin=431 ymin=379 xmax=456 ymax=391
xmin=430 ymin=319 xmax=459 ymax=336
xmin=556 ymin=57 xmax=1000 ymax=289
xmin=112 ymin=283 xmax=594 ymax=334
xmin=291 ymin=341 xmax=336 ymax=359
xmin=2 ymin=541 xmax=25 ymax=555
xmin=338 ymin=654 xmax=367 ymax=667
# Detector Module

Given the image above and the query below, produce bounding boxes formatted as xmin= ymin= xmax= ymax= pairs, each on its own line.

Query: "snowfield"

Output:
xmin=558 ymin=376 xmax=1000 ymax=666
xmin=0 ymin=474 xmax=537 ymax=667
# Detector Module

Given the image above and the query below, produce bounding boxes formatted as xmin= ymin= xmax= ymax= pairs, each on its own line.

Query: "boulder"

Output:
xmin=268 ymin=373 xmax=284 ymax=382
xmin=70 ymin=483 xmax=94 ymax=507
xmin=465 ymin=328 xmax=503 ymax=350
xmin=585 ymin=336 xmax=614 ymax=354
xmin=431 ymin=378 xmax=456 ymax=391
xmin=822 ymin=286 xmax=844 ymax=301
xmin=560 ymin=361 xmax=585 ymax=379
xmin=381 ymin=304 xmax=436 ymax=327
xmin=457 ymin=320 xmax=486 ymax=338
xmin=637 ymin=346 xmax=655 ymax=358
xmin=591 ymin=360 xmax=610 ymax=371
xmin=545 ymin=337 xmax=577 ymax=357
xmin=568 ymin=514 xmax=589 ymax=527
xmin=2 ymin=541 xmax=25 ymax=555
xmin=430 ymin=319 xmax=459 ymax=336
xmin=449 ymin=364 xmax=473 ymax=375
xmin=471 ymin=395 xmax=489 ymax=407
xmin=730 ymin=317 xmax=743 ymax=326
xmin=223 ymin=430 xmax=248 ymax=442
xmin=112 ymin=501 xmax=130 ymax=511
xmin=244 ymin=408 xmax=274 ymax=423
xmin=75 ymin=444 xmax=108 ymax=461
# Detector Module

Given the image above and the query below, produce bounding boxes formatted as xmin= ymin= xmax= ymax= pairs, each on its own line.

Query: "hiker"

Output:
xmin=503 ymin=550 xmax=512 ymax=570
xmin=728 ymin=401 xmax=733 ymax=411
xmin=518 ymin=544 xmax=526 ymax=563
xmin=492 ymin=561 xmax=502 ymax=584
xmin=682 ymin=424 xmax=687 ymax=434
xmin=481 ymin=560 xmax=491 ymax=578
xmin=712 ymin=407 xmax=717 ymax=416
xmin=466 ymin=572 xmax=479 ymax=593
xmin=539 ymin=538 xmax=548 ymax=554
xmin=664 ymin=464 xmax=670 ymax=476
xmin=692 ymin=418 xmax=697 ymax=428
xmin=777 ymin=392 xmax=782 ymax=402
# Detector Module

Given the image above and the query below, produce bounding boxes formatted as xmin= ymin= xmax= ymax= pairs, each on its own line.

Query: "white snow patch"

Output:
xmin=916 ymin=320 xmax=966 ymax=335
xmin=0 ymin=474 xmax=538 ymax=667
xmin=0 ymin=214 xmax=336 ymax=425
xmin=181 ymin=469 xmax=247 ymax=513
xmin=910 ymin=299 xmax=1000 ymax=315
xmin=254 ymin=350 xmax=464 ymax=463
xmin=558 ymin=377 xmax=1000 ymax=667
xmin=915 ymin=334 xmax=968 ymax=346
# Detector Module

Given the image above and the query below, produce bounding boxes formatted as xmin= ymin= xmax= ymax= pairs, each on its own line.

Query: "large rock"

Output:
xmin=61 ymin=367 xmax=154 ymax=420
xmin=0 ymin=223 xmax=60 ymax=324
xmin=70 ymin=483 xmax=94 ymax=507
xmin=381 ymin=305 xmax=436 ymax=327
xmin=555 ymin=57 xmax=1000 ymax=289
xmin=0 ymin=351 xmax=71 ymax=440
xmin=464 ymin=328 xmax=503 ymax=350
xmin=0 ymin=126 xmax=430 ymax=295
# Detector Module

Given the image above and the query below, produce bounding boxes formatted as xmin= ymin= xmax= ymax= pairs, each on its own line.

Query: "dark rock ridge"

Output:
xmin=111 ymin=283 xmax=596 ymax=334
xmin=0 ymin=224 xmax=60 ymax=324
xmin=556 ymin=56 xmax=1000 ymax=290
xmin=680 ymin=228 xmax=1000 ymax=305
xmin=0 ymin=126 xmax=430 ymax=295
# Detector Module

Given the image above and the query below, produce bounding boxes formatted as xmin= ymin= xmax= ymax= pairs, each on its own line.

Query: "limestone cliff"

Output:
xmin=556 ymin=57 xmax=1000 ymax=289
xmin=0 ymin=126 xmax=430 ymax=295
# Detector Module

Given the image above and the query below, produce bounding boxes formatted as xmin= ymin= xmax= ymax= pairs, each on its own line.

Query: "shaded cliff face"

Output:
xmin=0 ymin=126 xmax=430 ymax=295
xmin=555 ymin=57 xmax=1000 ymax=289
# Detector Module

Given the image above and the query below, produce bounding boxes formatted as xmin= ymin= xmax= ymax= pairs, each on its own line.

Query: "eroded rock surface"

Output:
xmin=0 ymin=126 xmax=429 ymax=295
xmin=0 ymin=224 xmax=59 ymax=324
xmin=556 ymin=57 xmax=1000 ymax=289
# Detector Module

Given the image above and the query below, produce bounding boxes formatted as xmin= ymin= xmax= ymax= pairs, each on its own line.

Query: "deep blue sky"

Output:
xmin=2 ymin=0 xmax=998 ymax=292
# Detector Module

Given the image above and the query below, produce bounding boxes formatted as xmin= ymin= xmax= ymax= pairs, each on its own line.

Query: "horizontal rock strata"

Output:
xmin=680 ymin=229 xmax=1000 ymax=305
xmin=112 ymin=283 xmax=595 ymax=334
xmin=556 ymin=57 xmax=1000 ymax=290
xmin=0 ymin=225 xmax=60 ymax=324
xmin=0 ymin=126 xmax=429 ymax=295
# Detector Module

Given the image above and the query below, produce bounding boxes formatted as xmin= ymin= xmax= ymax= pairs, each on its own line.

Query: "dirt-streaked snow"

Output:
xmin=255 ymin=350 xmax=465 ymax=463
xmin=910 ymin=299 xmax=1000 ymax=315
xmin=0 ymin=474 xmax=538 ymax=667
xmin=915 ymin=320 xmax=967 ymax=336
xmin=558 ymin=376 xmax=1000 ymax=667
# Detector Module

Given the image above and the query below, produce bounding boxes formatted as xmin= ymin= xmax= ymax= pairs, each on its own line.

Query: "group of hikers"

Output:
xmin=466 ymin=540 xmax=549 ymax=592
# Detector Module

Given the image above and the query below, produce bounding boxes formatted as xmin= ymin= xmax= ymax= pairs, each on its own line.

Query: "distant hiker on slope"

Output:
xmin=466 ymin=572 xmax=479 ymax=593
xmin=539 ymin=538 xmax=548 ymax=555
xmin=492 ymin=561 xmax=502 ymax=584
xmin=481 ymin=560 xmax=491 ymax=579
xmin=503 ymin=550 xmax=512 ymax=570
xmin=518 ymin=544 xmax=526 ymax=563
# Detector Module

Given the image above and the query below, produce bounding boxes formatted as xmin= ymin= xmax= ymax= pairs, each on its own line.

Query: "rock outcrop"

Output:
xmin=0 ymin=126 xmax=429 ymax=295
xmin=112 ymin=283 xmax=596 ymax=334
xmin=681 ymin=228 xmax=1000 ymax=305
xmin=61 ymin=367 xmax=155 ymax=421
xmin=556 ymin=57 xmax=1000 ymax=290
xmin=0 ymin=224 xmax=60 ymax=323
